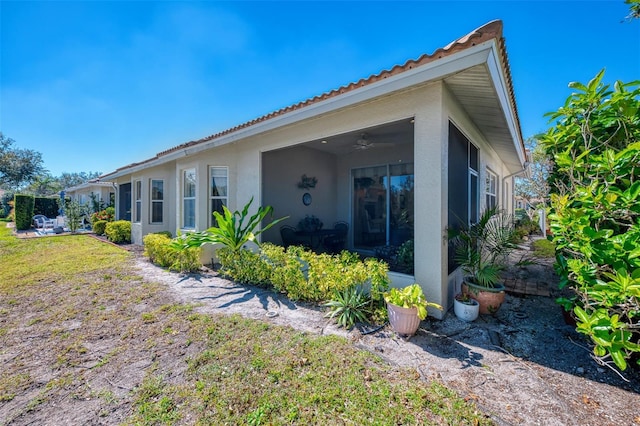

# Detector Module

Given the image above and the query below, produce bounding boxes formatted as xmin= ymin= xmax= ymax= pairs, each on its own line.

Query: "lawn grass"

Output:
xmin=0 ymin=221 xmax=491 ymax=425
xmin=532 ymin=238 xmax=556 ymax=258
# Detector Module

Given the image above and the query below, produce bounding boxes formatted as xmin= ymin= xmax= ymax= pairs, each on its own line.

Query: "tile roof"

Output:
xmin=106 ymin=19 xmax=521 ymax=175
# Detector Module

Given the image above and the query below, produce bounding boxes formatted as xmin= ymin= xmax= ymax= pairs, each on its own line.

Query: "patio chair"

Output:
xmin=323 ymin=221 xmax=349 ymax=253
xmin=33 ymin=215 xmax=56 ymax=232
xmin=33 ymin=215 xmax=46 ymax=231
xmin=280 ymin=225 xmax=309 ymax=249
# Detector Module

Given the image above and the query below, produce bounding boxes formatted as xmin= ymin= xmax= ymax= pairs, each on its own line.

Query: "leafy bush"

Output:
xmin=92 ymin=220 xmax=108 ymax=236
xmin=144 ymin=233 xmax=200 ymax=273
xmin=541 ymin=71 xmax=640 ymax=371
xmin=0 ymin=191 xmax=13 ymax=218
xmin=514 ymin=217 xmax=539 ymax=240
xmin=13 ymin=194 xmax=34 ymax=230
xmin=91 ymin=207 xmax=115 ymax=223
xmin=105 ymin=220 xmax=131 ymax=244
xmin=153 ymin=231 xmax=172 ymax=238
xmin=217 ymin=242 xmax=390 ymax=304
xmin=216 ymin=247 xmax=273 ymax=287
xmin=34 ymin=197 xmax=58 ymax=218
xmin=396 ymin=239 xmax=414 ymax=274
xmin=65 ymin=200 xmax=89 ymax=233
xmin=532 ymin=238 xmax=555 ymax=258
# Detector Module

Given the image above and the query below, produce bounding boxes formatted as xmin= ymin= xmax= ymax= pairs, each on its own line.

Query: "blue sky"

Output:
xmin=1 ymin=1 xmax=638 ymax=176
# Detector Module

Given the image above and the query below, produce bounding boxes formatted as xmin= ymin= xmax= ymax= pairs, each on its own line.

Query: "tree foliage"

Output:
xmin=0 ymin=133 xmax=46 ymax=191
xmin=625 ymin=0 xmax=640 ymax=20
xmin=515 ymin=138 xmax=552 ymax=217
xmin=541 ymin=70 xmax=640 ymax=372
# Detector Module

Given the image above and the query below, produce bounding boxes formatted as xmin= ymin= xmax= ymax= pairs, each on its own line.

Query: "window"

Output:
xmin=150 ymin=180 xmax=164 ymax=223
xmin=210 ymin=167 xmax=228 ymax=226
xmin=486 ymin=169 xmax=498 ymax=210
xmin=448 ymin=122 xmax=480 ymax=273
xmin=134 ymin=180 xmax=142 ymax=223
xmin=183 ymin=169 xmax=196 ymax=229
xmin=469 ymin=143 xmax=479 ymax=224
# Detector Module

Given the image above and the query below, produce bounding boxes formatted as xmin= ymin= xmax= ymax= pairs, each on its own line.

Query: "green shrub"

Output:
xmin=216 ymin=247 xmax=273 ymax=287
xmin=532 ymin=238 xmax=555 ymax=258
xmin=13 ymin=194 xmax=34 ymax=230
xmin=92 ymin=220 xmax=108 ymax=236
xmin=91 ymin=207 xmax=115 ymax=223
xmin=105 ymin=220 xmax=131 ymax=244
xmin=34 ymin=197 xmax=59 ymax=218
xmin=143 ymin=233 xmax=201 ymax=273
xmin=541 ymin=71 xmax=640 ymax=371
xmin=153 ymin=231 xmax=172 ymax=238
xmin=218 ymin=243 xmax=390 ymax=303
xmin=0 ymin=191 xmax=13 ymax=218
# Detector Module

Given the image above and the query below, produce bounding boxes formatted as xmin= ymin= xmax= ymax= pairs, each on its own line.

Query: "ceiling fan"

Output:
xmin=352 ymin=133 xmax=375 ymax=150
xmin=351 ymin=133 xmax=394 ymax=152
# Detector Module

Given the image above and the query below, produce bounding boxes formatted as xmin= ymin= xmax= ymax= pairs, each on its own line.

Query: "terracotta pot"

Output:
xmin=454 ymin=298 xmax=480 ymax=322
xmin=387 ymin=302 xmax=421 ymax=336
xmin=462 ymin=280 xmax=506 ymax=315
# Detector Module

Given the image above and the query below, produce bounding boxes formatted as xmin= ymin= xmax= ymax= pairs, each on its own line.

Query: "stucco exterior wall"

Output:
xmin=262 ymin=146 xmax=337 ymax=244
xmin=116 ymin=162 xmax=177 ymax=245
xmin=106 ymin=77 xmax=519 ymax=318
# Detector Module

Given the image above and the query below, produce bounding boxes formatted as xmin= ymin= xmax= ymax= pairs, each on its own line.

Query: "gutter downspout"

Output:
xmin=111 ymin=182 xmax=119 ymax=220
xmin=502 ymin=162 xmax=529 ymax=214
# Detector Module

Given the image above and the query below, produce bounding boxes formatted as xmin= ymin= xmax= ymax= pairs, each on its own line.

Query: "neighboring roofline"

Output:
xmin=102 ymin=19 xmax=523 ymax=179
xmin=64 ymin=179 xmax=114 ymax=193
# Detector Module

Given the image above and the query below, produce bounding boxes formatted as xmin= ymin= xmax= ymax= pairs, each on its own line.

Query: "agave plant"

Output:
xmin=324 ymin=286 xmax=370 ymax=329
xmin=450 ymin=206 xmax=518 ymax=288
xmin=171 ymin=197 xmax=288 ymax=252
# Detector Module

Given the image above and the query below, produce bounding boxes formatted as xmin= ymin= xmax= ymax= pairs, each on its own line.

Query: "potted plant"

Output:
xmin=453 ymin=293 xmax=480 ymax=322
xmin=298 ymin=215 xmax=323 ymax=232
xmin=450 ymin=206 xmax=518 ymax=315
xmin=384 ymin=284 xmax=442 ymax=336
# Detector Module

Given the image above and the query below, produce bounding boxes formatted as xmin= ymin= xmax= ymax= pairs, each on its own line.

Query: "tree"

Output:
xmin=514 ymin=138 xmax=551 ymax=219
xmin=625 ymin=0 xmax=640 ymax=20
xmin=0 ymin=133 xmax=46 ymax=191
xmin=23 ymin=174 xmax=63 ymax=196
xmin=541 ymin=71 xmax=640 ymax=372
xmin=58 ymin=171 xmax=101 ymax=189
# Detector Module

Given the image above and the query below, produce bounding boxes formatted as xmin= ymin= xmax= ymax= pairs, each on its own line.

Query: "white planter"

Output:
xmin=454 ymin=298 xmax=480 ymax=322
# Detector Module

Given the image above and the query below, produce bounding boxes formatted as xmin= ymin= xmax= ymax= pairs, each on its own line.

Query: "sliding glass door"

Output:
xmin=352 ymin=163 xmax=414 ymax=250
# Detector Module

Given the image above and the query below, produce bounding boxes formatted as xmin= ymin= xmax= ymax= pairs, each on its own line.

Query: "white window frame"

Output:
xmin=182 ymin=169 xmax=197 ymax=229
xmin=468 ymin=142 xmax=479 ymax=225
xmin=134 ymin=180 xmax=142 ymax=223
xmin=209 ymin=166 xmax=229 ymax=227
xmin=150 ymin=179 xmax=164 ymax=224
xmin=486 ymin=168 xmax=498 ymax=210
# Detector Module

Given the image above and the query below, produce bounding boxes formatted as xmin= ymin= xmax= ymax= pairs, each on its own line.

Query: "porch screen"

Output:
xmin=447 ymin=122 xmax=479 ymax=273
xmin=352 ymin=163 xmax=414 ymax=251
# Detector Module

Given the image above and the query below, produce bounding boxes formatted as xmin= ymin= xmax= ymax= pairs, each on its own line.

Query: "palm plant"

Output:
xmin=450 ymin=206 xmax=518 ymax=288
xmin=171 ymin=197 xmax=288 ymax=251
xmin=324 ymin=286 xmax=370 ymax=329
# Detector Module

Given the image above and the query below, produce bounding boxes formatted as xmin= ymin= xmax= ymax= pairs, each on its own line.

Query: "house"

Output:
xmin=101 ymin=20 xmax=526 ymax=318
xmin=64 ymin=179 xmax=115 ymax=208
